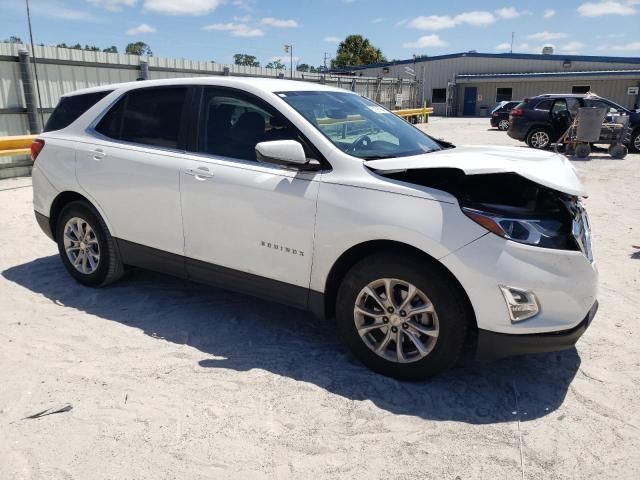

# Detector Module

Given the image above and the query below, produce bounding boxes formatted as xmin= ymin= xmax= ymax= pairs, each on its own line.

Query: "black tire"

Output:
xmin=56 ymin=201 xmax=124 ymax=287
xmin=630 ymin=129 xmax=640 ymax=154
xmin=608 ymin=144 xmax=628 ymax=159
xmin=575 ymin=143 xmax=591 ymax=159
xmin=526 ymin=127 xmax=552 ymax=149
xmin=336 ymin=253 xmax=470 ymax=381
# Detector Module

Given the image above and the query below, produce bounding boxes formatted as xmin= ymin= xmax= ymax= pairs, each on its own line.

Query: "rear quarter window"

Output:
xmin=44 ymin=91 xmax=112 ymax=132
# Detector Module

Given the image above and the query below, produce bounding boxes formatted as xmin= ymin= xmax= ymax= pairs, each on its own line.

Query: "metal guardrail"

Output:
xmin=0 ymin=134 xmax=36 ymax=157
xmin=393 ymin=107 xmax=434 ymax=122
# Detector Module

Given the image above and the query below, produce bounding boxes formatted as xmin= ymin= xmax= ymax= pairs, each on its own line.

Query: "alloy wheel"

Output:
xmin=634 ymin=133 xmax=640 ymax=152
xmin=498 ymin=119 xmax=510 ymax=130
xmin=530 ymin=131 xmax=550 ymax=148
xmin=353 ymin=278 xmax=439 ymax=364
xmin=63 ymin=217 xmax=100 ymax=275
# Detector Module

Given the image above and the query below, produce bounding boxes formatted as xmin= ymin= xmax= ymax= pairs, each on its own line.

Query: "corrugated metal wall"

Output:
xmin=0 ymin=44 xmax=415 ymax=136
xmin=357 ymin=54 xmax=640 ymax=115
xmin=456 ymin=77 xmax=640 ymax=115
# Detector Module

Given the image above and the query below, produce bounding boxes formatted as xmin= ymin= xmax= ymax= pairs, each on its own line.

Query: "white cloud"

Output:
xmin=88 ymin=0 xmax=136 ymax=11
xmin=543 ymin=8 xmax=556 ymax=18
xmin=596 ymin=41 xmax=640 ymax=51
xmin=372 ymin=17 xmax=384 ymax=23
xmin=559 ymin=41 xmax=585 ymax=54
xmin=528 ymin=31 xmax=569 ymax=41
xmin=144 ymin=0 xmax=226 ymax=16
xmin=495 ymin=42 xmax=512 ymax=51
xmin=126 ymin=23 xmax=156 ymax=35
xmin=495 ymin=7 xmax=521 ymax=19
xmin=455 ymin=11 xmax=496 ymax=26
xmin=403 ymin=34 xmax=447 ymax=49
xmin=323 ymin=36 xmax=341 ymax=43
xmin=408 ymin=10 xmax=497 ymax=30
xmin=37 ymin=2 xmax=101 ymax=21
xmin=407 ymin=15 xmax=458 ymax=30
xmin=260 ymin=17 xmax=299 ymax=28
xmin=203 ymin=22 xmax=264 ymax=37
xmin=577 ymin=1 xmax=636 ymax=17
xmin=395 ymin=18 xmax=409 ymax=26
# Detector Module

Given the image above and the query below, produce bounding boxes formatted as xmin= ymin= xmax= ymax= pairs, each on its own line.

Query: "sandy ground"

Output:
xmin=1 ymin=118 xmax=639 ymax=479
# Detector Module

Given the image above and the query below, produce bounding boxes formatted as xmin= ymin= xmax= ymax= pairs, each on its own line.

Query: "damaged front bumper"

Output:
xmin=476 ymin=300 xmax=598 ymax=362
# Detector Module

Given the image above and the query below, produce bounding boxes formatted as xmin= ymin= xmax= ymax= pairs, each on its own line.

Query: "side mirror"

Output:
xmin=255 ymin=140 xmax=320 ymax=170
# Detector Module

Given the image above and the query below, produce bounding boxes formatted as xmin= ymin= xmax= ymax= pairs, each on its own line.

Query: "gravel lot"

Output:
xmin=1 ymin=117 xmax=639 ymax=479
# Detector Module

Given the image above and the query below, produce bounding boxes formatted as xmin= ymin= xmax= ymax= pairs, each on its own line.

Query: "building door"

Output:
xmin=463 ymin=87 xmax=477 ymax=116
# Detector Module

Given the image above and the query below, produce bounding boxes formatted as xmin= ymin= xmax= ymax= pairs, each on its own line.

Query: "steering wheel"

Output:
xmin=350 ymin=134 xmax=372 ymax=152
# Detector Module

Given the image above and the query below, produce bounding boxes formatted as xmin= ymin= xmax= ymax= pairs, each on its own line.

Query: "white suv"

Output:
xmin=31 ymin=78 xmax=598 ymax=380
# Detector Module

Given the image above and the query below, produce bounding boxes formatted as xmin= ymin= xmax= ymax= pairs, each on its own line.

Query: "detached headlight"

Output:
xmin=462 ymin=207 xmax=568 ymax=248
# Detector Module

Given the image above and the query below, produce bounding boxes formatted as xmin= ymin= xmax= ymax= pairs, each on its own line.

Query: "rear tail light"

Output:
xmin=30 ymin=139 xmax=45 ymax=162
xmin=492 ymin=112 xmax=499 ymax=117
xmin=510 ymin=108 xmax=524 ymax=117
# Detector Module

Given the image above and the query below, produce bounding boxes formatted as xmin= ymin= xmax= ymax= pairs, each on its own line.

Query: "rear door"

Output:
xmin=76 ymin=86 xmax=190 ymax=265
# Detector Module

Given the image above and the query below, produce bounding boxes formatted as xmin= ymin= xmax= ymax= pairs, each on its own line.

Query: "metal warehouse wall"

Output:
xmin=456 ymin=78 xmax=640 ymax=115
xmin=0 ymin=43 xmax=415 ymax=136
xmin=356 ymin=53 xmax=640 ymax=115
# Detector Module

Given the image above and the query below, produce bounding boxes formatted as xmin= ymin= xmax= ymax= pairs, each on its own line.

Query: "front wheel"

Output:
xmin=336 ymin=253 xmax=469 ymax=381
xmin=526 ymin=128 xmax=552 ymax=149
xmin=56 ymin=201 xmax=124 ymax=287
xmin=630 ymin=129 xmax=640 ymax=154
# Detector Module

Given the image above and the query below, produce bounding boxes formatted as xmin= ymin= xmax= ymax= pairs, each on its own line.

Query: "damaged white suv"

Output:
xmin=32 ymin=78 xmax=598 ymax=380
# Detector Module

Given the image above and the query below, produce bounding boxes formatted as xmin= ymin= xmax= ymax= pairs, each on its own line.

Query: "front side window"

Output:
xmin=535 ymin=99 xmax=554 ymax=111
xmin=195 ymin=88 xmax=303 ymax=162
xmin=551 ymin=99 xmax=568 ymax=115
xmin=95 ymin=87 xmax=187 ymax=149
xmin=44 ymin=90 xmax=112 ymax=132
xmin=496 ymin=87 xmax=513 ymax=103
xmin=278 ymin=91 xmax=442 ymax=160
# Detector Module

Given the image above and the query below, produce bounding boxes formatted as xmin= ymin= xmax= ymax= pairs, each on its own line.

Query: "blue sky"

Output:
xmin=1 ymin=0 xmax=639 ymax=67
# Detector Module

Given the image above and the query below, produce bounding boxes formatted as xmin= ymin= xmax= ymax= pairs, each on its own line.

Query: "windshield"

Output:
xmin=276 ymin=91 xmax=442 ymax=159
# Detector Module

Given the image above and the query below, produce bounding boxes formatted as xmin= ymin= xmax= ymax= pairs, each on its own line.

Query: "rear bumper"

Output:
xmin=490 ymin=117 xmax=499 ymax=127
xmin=34 ymin=211 xmax=54 ymax=241
xmin=476 ymin=300 xmax=598 ymax=362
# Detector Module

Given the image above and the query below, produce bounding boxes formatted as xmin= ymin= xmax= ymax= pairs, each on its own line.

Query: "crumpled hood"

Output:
xmin=364 ymin=145 xmax=587 ymax=197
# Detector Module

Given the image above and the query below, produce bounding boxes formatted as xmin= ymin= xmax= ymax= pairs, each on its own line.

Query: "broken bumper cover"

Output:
xmin=35 ymin=211 xmax=54 ymax=241
xmin=476 ymin=300 xmax=598 ymax=362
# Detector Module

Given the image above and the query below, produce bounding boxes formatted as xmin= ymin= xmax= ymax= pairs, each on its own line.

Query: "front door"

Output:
xmin=179 ymin=87 xmax=320 ymax=308
xmin=463 ymin=87 xmax=477 ymax=116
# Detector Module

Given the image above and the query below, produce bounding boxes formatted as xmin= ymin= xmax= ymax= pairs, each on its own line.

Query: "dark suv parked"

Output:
xmin=508 ymin=94 xmax=640 ymax=153
xmin=490 ymin=101 xmax=520 ymax=130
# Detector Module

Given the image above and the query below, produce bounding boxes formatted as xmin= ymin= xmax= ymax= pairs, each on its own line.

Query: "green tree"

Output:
xmin=103 ymin=46 xmax=118 ymax=53
xmin=233 ymin=53 xmax=260 ymax=66
xmin=4 ymin=36 xmax=22 ymax=44
xmin=266 ymin=59 xmax=285 ymax=70
xmin=296 ymin=63 xmax=310 ymax=72
xmin=84 ymin=45 xmax=101 ymax=52
xmin=331 ymin=34 xmax=386 ymax=68
xmin=125 ymin=41 xmax=152 ymax=56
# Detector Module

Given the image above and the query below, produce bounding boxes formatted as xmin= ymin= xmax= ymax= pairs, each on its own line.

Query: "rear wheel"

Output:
xmin=498 ymin=119 xmax=510 ymax=131
xmin=336 ymin=253 xmax=469 ymax=381
xmin=526 ymin=128 xmax=551 ymax=149
xmin=56 ymin=201 xmax=124 ymax=287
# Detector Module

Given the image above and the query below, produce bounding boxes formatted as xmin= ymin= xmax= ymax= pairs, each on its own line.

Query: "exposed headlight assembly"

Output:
xmin=462 ymin=207 xmax=569 ymax=249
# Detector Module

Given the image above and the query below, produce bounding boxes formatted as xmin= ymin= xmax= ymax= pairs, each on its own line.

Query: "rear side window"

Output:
xmin=95 ymin=87 xmax=187 ymax=149
xmin=534 ymin=99 xmax=553 ymax=111
xmin=44 ymin=91 xmax=112 ymax=132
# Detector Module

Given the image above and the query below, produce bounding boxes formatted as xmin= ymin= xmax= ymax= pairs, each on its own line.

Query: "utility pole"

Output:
xmin=323 ymin=52 xmax=329 ymax=71
xmin=510 ymin=32 xmax=514 ymax=54
xmin=25 ymin=0 xmax=45 ymax=130
xmin=284 ymin=44 xmax=293 ymax=79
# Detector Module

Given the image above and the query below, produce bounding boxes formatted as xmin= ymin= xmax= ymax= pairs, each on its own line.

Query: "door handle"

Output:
xmin=91 ymin=149 xmax=106 ymax=160
xmin=185 ymin=167 xmax=214 ymax=180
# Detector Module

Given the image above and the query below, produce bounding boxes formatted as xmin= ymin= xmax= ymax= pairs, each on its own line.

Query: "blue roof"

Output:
xmin=346 ymin=51 xmax=640 ymax=70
